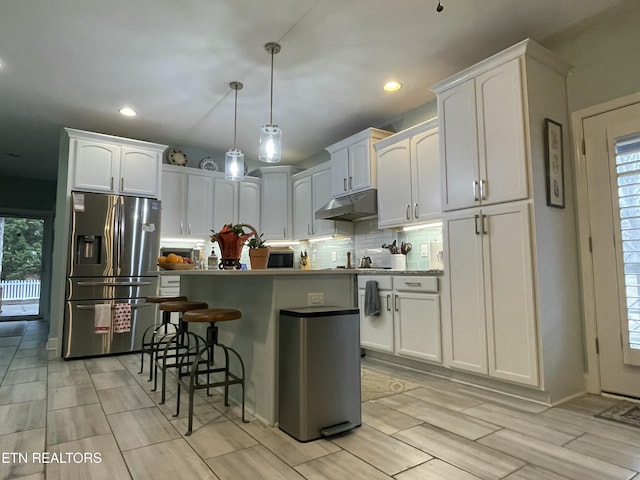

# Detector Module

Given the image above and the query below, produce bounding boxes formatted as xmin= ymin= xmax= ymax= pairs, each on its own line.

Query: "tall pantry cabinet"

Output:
xmin=432 ymin=39 xmax=584 ymax=402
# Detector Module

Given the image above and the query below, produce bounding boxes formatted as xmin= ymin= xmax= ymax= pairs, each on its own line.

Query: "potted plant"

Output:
xmin=210 ymin=223 xmax=256 ymax=270
xmin=247 ymin=232 xmax=270 ymax=270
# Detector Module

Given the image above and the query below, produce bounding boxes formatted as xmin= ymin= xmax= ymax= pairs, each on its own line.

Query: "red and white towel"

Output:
xmin=113 ymin=303 xmax=132 ymax=334
xmin=94 ymin=304 xmax=111 ymax=334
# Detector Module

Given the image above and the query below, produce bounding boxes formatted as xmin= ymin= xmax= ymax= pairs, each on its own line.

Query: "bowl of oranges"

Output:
xmin=157 ymin=253 xmax=195 ymax=270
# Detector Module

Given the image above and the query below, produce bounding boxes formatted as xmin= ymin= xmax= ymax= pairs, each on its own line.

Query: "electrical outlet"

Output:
xmin=331 ymin=251 xmax=337 ymax=262
xmin=420 ymin=243 xmax=429 ymax=257
xmin=307 ymin=292 xmax=325 ymax=306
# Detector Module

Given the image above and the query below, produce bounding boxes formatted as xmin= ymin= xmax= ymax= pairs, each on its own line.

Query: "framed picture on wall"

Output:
xmin=544 ymin=118 xmax=565 ymax=208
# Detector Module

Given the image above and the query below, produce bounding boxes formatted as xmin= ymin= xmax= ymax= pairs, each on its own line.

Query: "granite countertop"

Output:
xmin=159 ymin=268 xmax=443 ymax=276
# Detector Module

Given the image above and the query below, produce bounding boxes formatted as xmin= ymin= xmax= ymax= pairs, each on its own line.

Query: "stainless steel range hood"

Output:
xmin=315 ymin=189 xmax=377 ymax=221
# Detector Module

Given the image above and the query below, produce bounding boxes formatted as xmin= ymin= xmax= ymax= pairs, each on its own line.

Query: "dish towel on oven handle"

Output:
xmin=94 ymin=304 xmax=111 ymax=334
xmin=364 ymin=280 xmax=381 ymax=317
xmin=113 ymin=303 xmax=132 ymax=334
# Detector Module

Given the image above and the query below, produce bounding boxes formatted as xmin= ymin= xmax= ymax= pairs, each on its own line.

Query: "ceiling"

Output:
xmin=0 ymin=0 xmax=627 ymax=182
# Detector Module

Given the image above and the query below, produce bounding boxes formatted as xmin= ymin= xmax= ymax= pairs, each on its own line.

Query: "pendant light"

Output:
xmin=225 ymin=81 xmax=245 ymax=181
xmin=259 ymin=42 xmax=282 ymax=163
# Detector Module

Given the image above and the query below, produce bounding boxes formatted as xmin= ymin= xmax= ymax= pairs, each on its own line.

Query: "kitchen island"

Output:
xmin=162 ymin=269 xmax=357 ymax=425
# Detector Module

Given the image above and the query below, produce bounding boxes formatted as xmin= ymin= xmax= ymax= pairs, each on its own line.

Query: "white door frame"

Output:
xmin=572 ymin=91 xmax=640 ymax=394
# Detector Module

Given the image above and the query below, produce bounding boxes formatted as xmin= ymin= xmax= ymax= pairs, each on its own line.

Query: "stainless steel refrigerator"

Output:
xmin=63 ymin=191 xmax=161 ymax=359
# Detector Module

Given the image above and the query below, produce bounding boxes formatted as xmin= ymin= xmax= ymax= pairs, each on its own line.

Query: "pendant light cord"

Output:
xmin=233 ymin=85 xmax=238 ymax=149
xmin=269 ymin=49 xmax=274 ymax=125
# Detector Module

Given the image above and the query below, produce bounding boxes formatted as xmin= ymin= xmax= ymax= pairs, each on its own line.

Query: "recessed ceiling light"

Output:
xmin=119 ymin=107 xmax=137 ymax=117
xmin=383 ymin=81 xmax=402 ymax=92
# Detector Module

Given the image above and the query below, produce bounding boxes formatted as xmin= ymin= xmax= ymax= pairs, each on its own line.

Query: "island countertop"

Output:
xmin=158 ymin=268 xmax=442 ymax=276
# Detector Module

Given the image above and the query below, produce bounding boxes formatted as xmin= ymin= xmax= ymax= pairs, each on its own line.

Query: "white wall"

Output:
xmin=543 ymin=0 xmax=640 ymax=114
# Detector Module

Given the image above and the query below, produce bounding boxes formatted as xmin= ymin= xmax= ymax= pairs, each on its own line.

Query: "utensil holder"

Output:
xmin=390 ymin=254 xmax=407 ymax=271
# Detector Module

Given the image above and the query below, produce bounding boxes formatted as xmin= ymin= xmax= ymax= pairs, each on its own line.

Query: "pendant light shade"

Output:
xmin=226 ymin=81 xmax=245 ymax=181
xmin=259 ymin=42 xmax=282 ymax=163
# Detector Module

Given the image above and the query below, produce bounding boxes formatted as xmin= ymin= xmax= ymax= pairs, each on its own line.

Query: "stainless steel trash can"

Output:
xmin=278 ymin=306 xmax=361 ymax=442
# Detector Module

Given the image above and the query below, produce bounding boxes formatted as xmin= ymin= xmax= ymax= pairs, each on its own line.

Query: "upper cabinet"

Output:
xmin=292 ymin=163 xmax=353 ymax=240
xmin=375 ymin=119 xmax=440 ymax=228
xmin=212 ymin=175 xmax=261 ymax=230
xmin=161 ymin=165 xmax=213 ymax=239
xmin=66 ymin=128 xmax=166 ymax=198
xmin=253 ymin=166 xmax=301 ymax=240
xmin=433 ymin=55 xmax=532 ymax=211
xmin=326 ymin=128 xmax=392 ymax=197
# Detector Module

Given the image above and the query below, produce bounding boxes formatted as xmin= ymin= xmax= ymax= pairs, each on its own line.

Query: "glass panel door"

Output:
xmin=0 ymin=216 xmax=44 ymax=319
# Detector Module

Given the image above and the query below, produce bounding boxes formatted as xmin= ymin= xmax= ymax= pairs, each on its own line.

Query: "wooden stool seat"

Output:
xmin=146 ymin=295 xmax=188 ymax=304
xmin=183 ymin=308 xmax=242 ymax=324
xmin=160 ymin=301 xmax=208 ymax=313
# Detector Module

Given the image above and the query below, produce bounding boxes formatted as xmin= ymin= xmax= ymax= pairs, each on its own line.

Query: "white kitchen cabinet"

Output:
xmin=434 ymin=56 xmax=528 ymax=211
xmin=212 ymin=175 xmax=261 ymax=230
xmin=358 ymin=275 xmax=441 ymax=363
xmin=358 ymin=276 xmax=394 ymax=353
xmin=393 ymin=277 xmax=441 ymax=363
xmin=253 ymin=166 xmax=300 ymax=240
xmin=292 ymin=164 xmax=354 ymax=240
xmin=375 ymin=119 xmax=440 ymax=228
xmin=326 ymin=128 xmax=391 ymax=197
xmin=161 ymin=165 xmax=213 ymax=239
xmin=67 ymin=128 xmax=165 ymax=198
xmin=444 ymin=202 xmax=538 ymax=386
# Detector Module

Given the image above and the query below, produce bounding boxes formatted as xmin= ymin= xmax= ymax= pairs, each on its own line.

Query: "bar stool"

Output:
xmin=139 ymin=295 xmax=188 ymax=381
xmin=154 ymin=300 xmax=208 ymax=404
xmin=175 ymin=308 xmax=247 ymax=435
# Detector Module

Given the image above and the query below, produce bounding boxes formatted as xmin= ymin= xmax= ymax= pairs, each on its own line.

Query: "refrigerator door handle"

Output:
xmin=76 ymin=281 xmax=154 ymax=287
xmin=76 ymin=303 xmax=153 ymax=310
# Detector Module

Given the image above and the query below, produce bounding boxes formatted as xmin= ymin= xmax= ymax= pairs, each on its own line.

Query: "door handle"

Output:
xmin=480 ymin=179 xmax=486 ymax=200
xmin=343 ymin=178 xmax=348 ymax=192
xmin=404 ymin=282 xmax=422 ymax=287
xmin=188 ymin=224 xmax=191 ymax=235
xmin=120 ymin=177 xmax=124 ymax=191
xmin=406 ymin=204 xmax=411 ymax=220
xmin=414 ymin=203 xmax=418 ymax=219
xmin=349 ymin=176 xmax=353 ymax=190
xmin=77 ymin=281 xmax=153 ymax=287
xmin=474 ymin=214 xmax=480 ymax=235
xmin=111 ymin=177 xmax=114 ymax=190
xmin=180 ymin=223 xmax=183 ymax=235
xmin=386 ymin=294 xmax=391 ymax=311
xmin=76 ymin=303 xmax=152 ymax=310
xmin=482 ymin=214 xmax=488 ymax=235
xmin=473 ymin=181 xmax=479 ymax=201
xmin=394 ymin=294 xmax=399 ymax=312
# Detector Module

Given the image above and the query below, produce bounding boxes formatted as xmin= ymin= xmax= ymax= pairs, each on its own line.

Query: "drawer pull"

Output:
xmin=404 ymin=282 xmax=422 ymax=287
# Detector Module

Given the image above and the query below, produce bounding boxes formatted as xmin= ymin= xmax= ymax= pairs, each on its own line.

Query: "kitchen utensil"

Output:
xmin=359 ymin=256 xmax=372 ymax=268
xmin=400 ymin=242 xmax=412 ymax=254
xmin=346 ymin=252 xmax=352 ymax=269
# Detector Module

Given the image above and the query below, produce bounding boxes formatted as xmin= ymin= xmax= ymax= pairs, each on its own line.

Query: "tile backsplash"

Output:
xmin=295 ymin=219 xmax=443 ymax=271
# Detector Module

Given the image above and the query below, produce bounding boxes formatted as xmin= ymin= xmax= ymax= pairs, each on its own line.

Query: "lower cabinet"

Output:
xmin=444 ymin=201 xmax=538 ymax=386
xmin=358 ymin=275 xmax=441 ymax=363
xmin=159 ymin=275 xmax=180 ymax=323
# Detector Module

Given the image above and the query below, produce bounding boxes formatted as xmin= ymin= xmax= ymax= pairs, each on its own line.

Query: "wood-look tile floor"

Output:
xmin=1 ymin=320 xmax=640 ymax=480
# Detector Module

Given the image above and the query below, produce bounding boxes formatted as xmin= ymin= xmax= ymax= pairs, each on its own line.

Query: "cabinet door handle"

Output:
xmin=482 ymin=214 xmax=488 ymax=235
xmin=188 ymin=224 xmax=191 ymax=235
xmin=283 ymin=227 xmax=286 ymax=237
xmin=349 ymin=176 xmax=353 ymax=190
xmin=406 ymin=204 xmax=411 ymax=220
xmin=343 ymin=178 xmax=348 ymax=192
xmin=480 ymin=179 xmax=486 ymax=200
xmin=394 ymin=294 xmax=399 ymax=312
xmin=404 ymin=282 xmax=422 ymax=287
xmin=180 ymin=223 xmax=183 ymax=235
xmin=473 ymin=180 xmax=479 ymax=201
xmin=386 ymin=294 xmax=391 ymax=311
xmin=474 ymin=215 xmax=480 ymax=235
xmin=307 ymin=224 xmax=311 ymax=235
xmin=111 ymin=177 xmax=114 ymax=190
xmin=120 ymin=177 xmax=124 ymax=191
xmin=414 ymin=203 xmax=418 ymax=219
